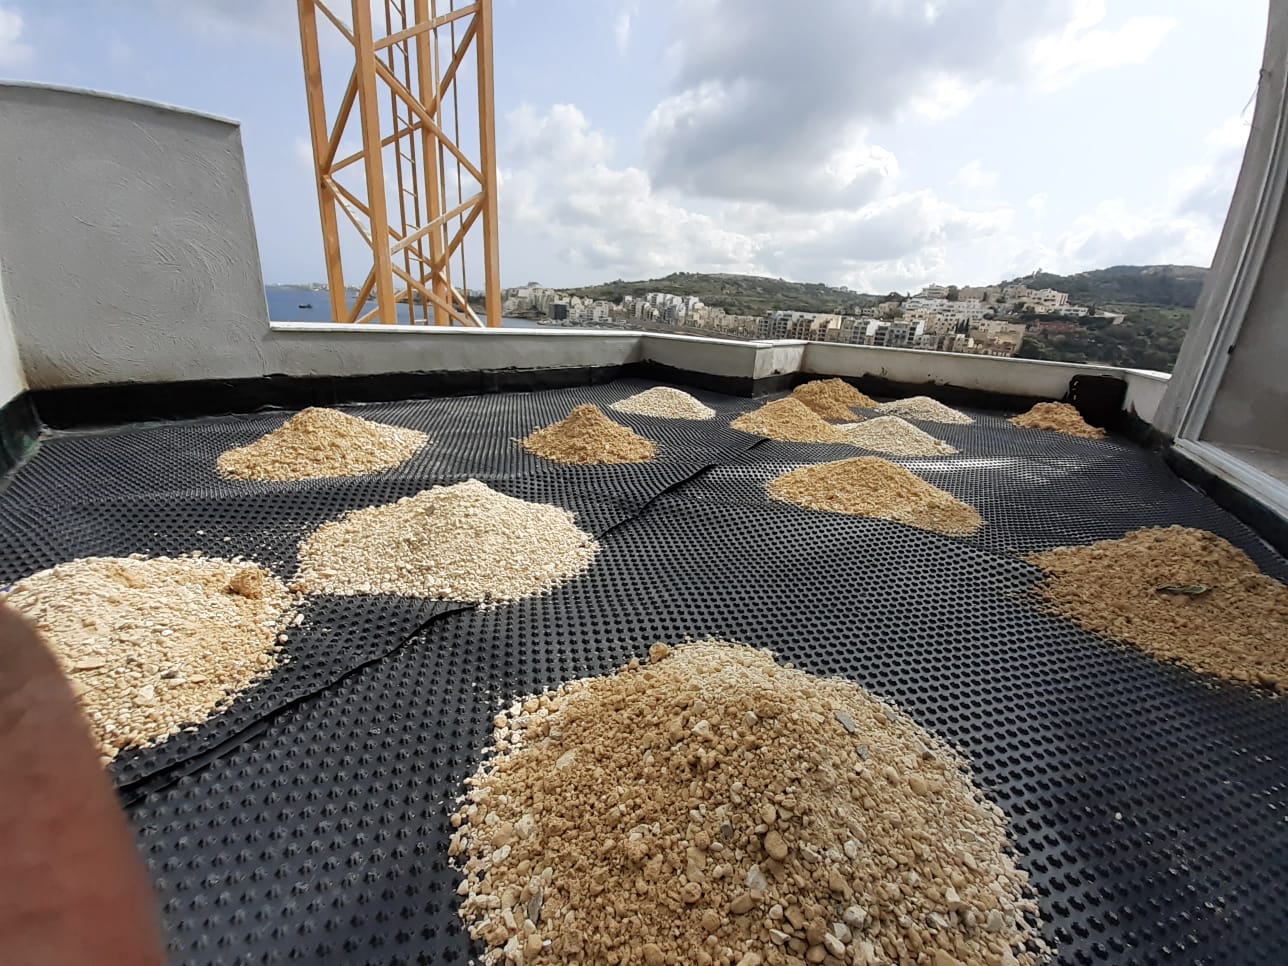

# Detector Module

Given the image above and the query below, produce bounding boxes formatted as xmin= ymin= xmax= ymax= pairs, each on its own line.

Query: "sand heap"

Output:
xmin=875 ymin=397 xmax=974 ymax=425
xmin=610 ymin=387 xmax=716 ymax=420
xmin=1028 ymin=526 xmax=1288 ymax=689
xmin=452 ymin=641 xmax=1046 ymax=966
xmin=295 ymin=480 xmax=598 ymax=603
xmin=217 ymin=407 xmax=428 ymax=481
xmin=841 ymin=416 xmax=958 ymax=457
xmin=1 ymin=555 xmax=295 ymax=760
xmin=769 ymin=457 xmax=983 ymax=535
xmin=731 ymin=398 xmax=853 ymax=444
xmin=790 ymin=379 xmax=878 ymax=421
xmin=522 ymin=405 xmax=657 ymax=465
xmin=1009 ymin=402 xmax=1105 ymax=440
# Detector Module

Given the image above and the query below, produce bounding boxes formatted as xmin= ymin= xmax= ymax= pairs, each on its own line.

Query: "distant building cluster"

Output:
xmin=754 ymin=309 xmax=1022 ymax=357
xmin=502 ymin=286 xmax=759 ymax=334
xmin=500 ymin=277 xmax=1125 ymax=358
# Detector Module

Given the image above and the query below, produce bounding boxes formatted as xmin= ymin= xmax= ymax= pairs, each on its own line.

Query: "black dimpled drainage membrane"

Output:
xmin=0 ymin=380 xmax=759 ymax=792
xmin=6 ymin=382 xmax=1288 ymax=965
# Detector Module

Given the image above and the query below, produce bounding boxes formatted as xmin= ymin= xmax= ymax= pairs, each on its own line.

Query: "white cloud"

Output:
xmin=642 ymin=1 xmax=1181 ymax=212
xmin=1044 ymin=116 xmax=1249 ymax=273
xmin=1170 ymin=117 xmax=1249 ymax=223
xmin=907 ymin=75 xmax=977 ymax=121
xmin=1207 ymin=115 xmax=1252 ymax=151
xmin=613 ymin=3 xmax=636 ymax=54
xmin=956 ymin=160 xmax=998 ymax=193
xmin=0 ymin=6 xmax=33 ymax=69
xmin=1054 ymin=199 xmax=1215 ymax=268
xmin=502 ymin=104 xmax=1011 ymax=290
xmin=1031 ymin=0 xmax=1176 ymax=90
xmin=502 ymin=104 xmax=757 ymax=279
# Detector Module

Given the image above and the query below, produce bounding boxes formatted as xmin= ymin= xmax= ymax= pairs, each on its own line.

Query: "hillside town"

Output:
xmin=502 ymin=282 xmax=1127 ymax=357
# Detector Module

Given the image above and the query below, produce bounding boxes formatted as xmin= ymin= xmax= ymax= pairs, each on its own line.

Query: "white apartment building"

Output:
xmin=759 ymin=315 xmax=790 ymax=339
xmin=864 ymin=319 xmax=924 ymax=348
xmin=1002 ymin=286 xmax=1069 ymax=313
xmin=822 ymin=316 xmax=865 ymax=344
xmin=903 ymin=297 xmax=990 ymax=334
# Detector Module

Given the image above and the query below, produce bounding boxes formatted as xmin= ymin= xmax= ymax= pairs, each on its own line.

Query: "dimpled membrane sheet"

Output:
xmin=0 ymin=381 xmax=758 ymax=792
xmin=4 ymin=382 xmax=1287 ymax=964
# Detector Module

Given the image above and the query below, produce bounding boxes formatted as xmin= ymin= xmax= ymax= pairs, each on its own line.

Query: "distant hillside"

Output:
xmin=566 ymin=272 xmax=877 ymax=316
xmin=562 ymin=265 xmax=1206 ymax=371
xmin=568 ymin=265 xmax=1209 ymax=315
xmin=1003 ymin=265 xmax=1207 ymax=309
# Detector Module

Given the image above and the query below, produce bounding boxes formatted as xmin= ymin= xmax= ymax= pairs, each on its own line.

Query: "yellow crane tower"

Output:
xmin=295 ymin=0 xmax=501 ymax=326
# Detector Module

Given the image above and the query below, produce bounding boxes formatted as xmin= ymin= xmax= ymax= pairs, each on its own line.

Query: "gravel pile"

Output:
xmin=523 ymin=405 xmax=657 ymax=464
xmin=452 ymin=640 xmax=1046 ymax=966
xmin=791 ymin=379 xmax=877 ymax=421
xmin=1028 ymin=526 xmax=1288 ymax=689
xmin=769 ymin=457 xmax=984 ymax=535
xmin=295 ymin=480 xmax=598 ymax=603
xmin=217 ymin=407 xmax=428 ymax=481
xmin=1009 ymin=402 xmax=1105 ymax=440
xmin=840 ymin=416 xmax=958 ymax=457
xmin=610 ymin=387 xmax=716 ymax=420
xmin=731 ymin=398 xmax=853 ymax=444
xmin=1 ymin=555 xmax=294 ymax=760
xmin=875 ymin=397 xmax=974 ymax=425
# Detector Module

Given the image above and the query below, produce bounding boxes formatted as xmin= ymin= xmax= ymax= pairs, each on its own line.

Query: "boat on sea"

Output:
xmin=298 ymin=302 xmax=313 ymax=309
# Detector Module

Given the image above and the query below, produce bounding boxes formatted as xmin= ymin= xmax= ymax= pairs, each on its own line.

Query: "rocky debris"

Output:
xmin=217 ymin=406 xmax=428 ymax=481
xmin=768 ymin=457 xmax=984 ymax=536
xmin=610 ymin=387 xmax=716 ymax=420
xmin=731 ymin=398 xmax=854 ymax=444
xmin=1029 ymin=526 xmax=1288 ymax=689
xmin=2 ymin=555 xmax=295 ymax=760
xmin=874 ymin=397 xmax=974 ymax=425
xmin=522 ymin=405 xmax=656 ymax=465
xmin=1009 ymin=402 xmax=1105 ymax=440
xmin=790 ymin=379 xmax=877 ymax=421
xmin=840 ymin=416 xmax=958 ymax=457
xmin=294 ymin=479 xmax=598 ymax=603
xmin=451 ymin=640 xmax=1047 ymax=965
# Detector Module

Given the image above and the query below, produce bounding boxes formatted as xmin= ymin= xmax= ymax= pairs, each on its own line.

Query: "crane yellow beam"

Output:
xmin=296 ymin=0 xmax=502 ymax=326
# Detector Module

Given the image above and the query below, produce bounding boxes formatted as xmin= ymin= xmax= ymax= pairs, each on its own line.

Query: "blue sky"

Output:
xmin=0 ymin=1 xmax=1269 ymax=292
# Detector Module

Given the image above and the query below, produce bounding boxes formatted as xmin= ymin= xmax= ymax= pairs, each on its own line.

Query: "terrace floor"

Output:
xmin=1 ymin=377 xmax=1286 ymax=965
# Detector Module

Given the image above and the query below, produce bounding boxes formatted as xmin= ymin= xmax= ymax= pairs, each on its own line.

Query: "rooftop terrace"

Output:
xmin=2 ymin=374 xmax=1286 ymax=963
xmin=1 ymin=15 xmax=1288 ymax=960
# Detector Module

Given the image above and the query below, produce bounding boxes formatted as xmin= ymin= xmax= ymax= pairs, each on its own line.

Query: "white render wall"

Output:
xmin=0 ymin=272 xmax=22 ymax=407
xmin=0 ymin=83 xmax=270 ymax=390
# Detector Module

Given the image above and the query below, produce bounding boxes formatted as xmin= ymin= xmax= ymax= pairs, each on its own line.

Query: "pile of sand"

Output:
xmin=452 ymin=641 xmax=1046 ymax=966
xmin=841 ymin=416 xmax=958 ymax=457
xmin=1 ymin=555 xmax=295 ymax=760
xmin=294 ymin=480 xmax=598 ymax=603
xmin=217 ymin=407 xmax=428 ymax=481
xmin=731 ymin=398 xmax=853 ymax=444
xmin=769 ymin=457 xmax=983 ymax=535
xmin=875 ymin=397 xmax=974 ymax=425
xmin=610 ymin=387 xmax=716 ymax=420
xmin=790 ymin=379 xmax=877 ymax=421
xmin=1028 ymin=526 xmax=1288 ymax=689
xmin=1009 ymin=402 xmax=1105 ymax=440
xmin=522 ymin=405 xmax=657 ymax=464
